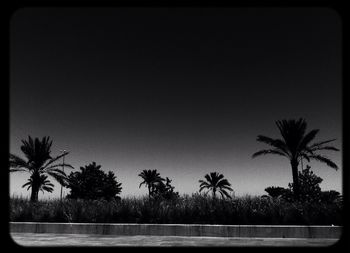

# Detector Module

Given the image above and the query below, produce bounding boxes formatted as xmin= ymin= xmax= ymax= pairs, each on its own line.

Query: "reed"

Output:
xmin=9 ymin=194 xmax=342 ymax=225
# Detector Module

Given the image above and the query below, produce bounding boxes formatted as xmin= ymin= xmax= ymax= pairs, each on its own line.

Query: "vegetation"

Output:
xmin=22 ymin=174 xmax=54 ymax=195
xmin=138 ymin=169 xmax=165 ymax=199
xmin=199 ymin=172 xmax=233 ymax=199
xmin=264 ymin=165 xmax=342 ymax=204
xmin=9 ymin=136 xmax=74 ymax=202
xmin=9 ymin=194 xmax=342 ymax=225
xmin=9 ymin=118 xmax=342 ymax=225
xmin=66 ymin=162 xmax=122 ymax=201
xmin=252 ymin=118 xmax=339 ymax=198
xmin=151 ymin=177 xmax=179 ymax=200
xmin=264 ymin=186 xmax=290 ymax=199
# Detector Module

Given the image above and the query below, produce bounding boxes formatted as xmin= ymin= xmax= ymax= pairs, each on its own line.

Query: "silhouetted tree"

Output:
xmin=66 ymin=162 xmax=122 ymax=200
xmin=138 ymin=169 xmax=165 ymax=199
xmin=252 ymin=118 xmax=339 ymax=199
xmin=102 ymin=171 xmax=123 ymax=201
xmin=152 ymin=177 xmax=179 ymax=200
xmin=288 ymin=165 xmax=322 ymax=202
xmin=9 ymin=136 xmax=74 ymax=202
xmin=199 ymin=172 xmax=233 ymax=199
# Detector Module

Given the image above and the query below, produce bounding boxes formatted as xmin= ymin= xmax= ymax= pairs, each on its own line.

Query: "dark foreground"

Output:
xmin=11 ymin=233 xmax=338 ymax=247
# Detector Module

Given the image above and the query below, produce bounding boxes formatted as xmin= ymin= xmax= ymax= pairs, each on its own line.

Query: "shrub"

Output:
xmin=66 ymin=162 xmax=122 ymax=201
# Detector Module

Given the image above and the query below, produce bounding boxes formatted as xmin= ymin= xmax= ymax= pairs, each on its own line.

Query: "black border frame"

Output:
xmin=3 ymin=0 xmax=348 ymax=251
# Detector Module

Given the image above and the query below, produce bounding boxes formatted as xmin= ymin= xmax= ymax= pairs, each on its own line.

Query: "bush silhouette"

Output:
xmin=265 ymin=165 xmax=341 ymax=203
xmin=264 ymin=186 xmax=289 ymax=199
xmin=66 ymin=162 xmax=122 ymax=201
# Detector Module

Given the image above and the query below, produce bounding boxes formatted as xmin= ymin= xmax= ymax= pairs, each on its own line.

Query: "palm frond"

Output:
xmin=22 ymin=181 xmax=31 ymax=188
xmin=256 ymin=136 xmax=285 ymax=149
xmin=199 ymin=180 xmax=210 ymax=188
xmin=43 ymin=151 xmax=70 ymax=169
xmin=10 ymin=168 xmax=28 ymax=172
xmin=204 ymin=174 xmax=212 ymax=184
xmin=299 ymin=129 xmax=319 ymax=149
xmin=41 ymin=186 xmax=54 ymax=193
xmin=46 ymin=171 xmax=68 ymax=186
xmin=256 ymin=135 xmax=290 ymax=156
xmin=309 ymin=155 xmax=339 ymax=170
xmin=9 ymin=154 xmax=29 ymax=169
xmin=217 ymin=178 xmax=231 ymax=187
xmin=42 ymin=168 xmax=67 ymax=176
xmin=20 ymin=136 xmax=53 ymax=166
xmin=218 ymin=190 xmax=225 ymax=199
xmin=309 ymin=139 xmax=337 ymax=149
xmin=299 ymin=152 xmax=311 ymax=162
xmin=252 ymin=149 xmax=288 ymax=158
xmin=220 ymin=184 xmax=233 ymax=191
xmin=199 ymin=185 xmax=210 ymax=192
xmin=215 ymin=172 xmax=224 ymax=182
xmin=219 ymin=189 xmax=232 ymax=199
xmin=275 ymin=118 xmax=307 ymax=157
xmin=310 ymin=145 xmax=340 ymax=152
xmin=43 ymin=163 xmax=74 ymax=172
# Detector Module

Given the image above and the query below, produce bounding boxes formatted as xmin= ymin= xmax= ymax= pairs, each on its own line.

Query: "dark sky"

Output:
xmin=10 ymin=7 xmax=342 ymax=198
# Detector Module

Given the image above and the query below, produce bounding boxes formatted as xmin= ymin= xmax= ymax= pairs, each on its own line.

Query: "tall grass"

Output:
xmin=9 ymin=194 xmax=343 ymax=225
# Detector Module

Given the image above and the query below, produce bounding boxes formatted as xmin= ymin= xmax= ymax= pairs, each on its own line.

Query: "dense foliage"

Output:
xmin=66 ymin=162 xmax=122 ymax=201
xmin=264 ymin=165 xmax=342 ymax=203
xmin=10 ymin=194 xmax=342 ymax=225
xmin=152 ymin=177 xmax=179 ymax=200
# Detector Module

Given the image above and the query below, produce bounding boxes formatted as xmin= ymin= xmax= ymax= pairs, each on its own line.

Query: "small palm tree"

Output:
xmin=138 ymin=169 xmax=165 ymax=199
xmin=252 ymin=118 xmax=339 ymax=198
xmin=199 ymin=172 xmax=233 ymax=199
xmin=9 ymin=136 xmax=74 ymax=202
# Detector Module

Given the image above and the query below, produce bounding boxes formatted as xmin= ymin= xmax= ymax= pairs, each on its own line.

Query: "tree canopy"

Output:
xmin=66 ymin=162 xmax=122 ymax=200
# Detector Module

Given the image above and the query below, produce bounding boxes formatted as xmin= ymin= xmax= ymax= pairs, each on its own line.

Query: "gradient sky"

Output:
xmin=10 ymin=7 xmax=342 ymax=199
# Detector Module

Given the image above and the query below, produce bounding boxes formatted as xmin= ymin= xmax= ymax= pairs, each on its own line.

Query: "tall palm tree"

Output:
xmin=138 ymin=169 xmax=164 ymax=199
xmin=199 ymin=172 xmax=233 ymax=199
xmin=9 ymin=136 xmax=74 ymax=202
xmin=252 ymin=118 xmax=339 ymax=198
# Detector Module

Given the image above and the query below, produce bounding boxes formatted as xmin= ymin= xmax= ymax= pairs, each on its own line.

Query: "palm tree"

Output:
xmin=138 ymin=169 xmax=165 ymax=199
xmin=199 ymin=172 xmax=233 ymax=199
xmin=9 ymin=136 xmax=74 ymax=202
xmin=252 ymin=118 xmax=339 ymax=198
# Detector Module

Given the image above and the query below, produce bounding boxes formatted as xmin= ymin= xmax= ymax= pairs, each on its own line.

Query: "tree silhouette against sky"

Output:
xmin=138 ymin=169 xmax=165 ymax=199
xmin=9 ymin=136 xmax=74 ymax=202
xmin=199 ymin=172 xmax=233 ymax=199
xmin=66 ymin=162 xmax=122 ymax=200
xmin=252 ymin=118 xmax=339 ymax=199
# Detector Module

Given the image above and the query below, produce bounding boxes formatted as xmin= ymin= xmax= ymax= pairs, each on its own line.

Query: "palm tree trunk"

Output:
xmin=148 ymin=185 xmax=151 ymax=200
xmin=30 ymin=185 xmax=39 ymax=202
xmin=291 ymin=159 xmax=300 ymax=199
xmin=30 ymin=172 xmax=40 ymax=202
